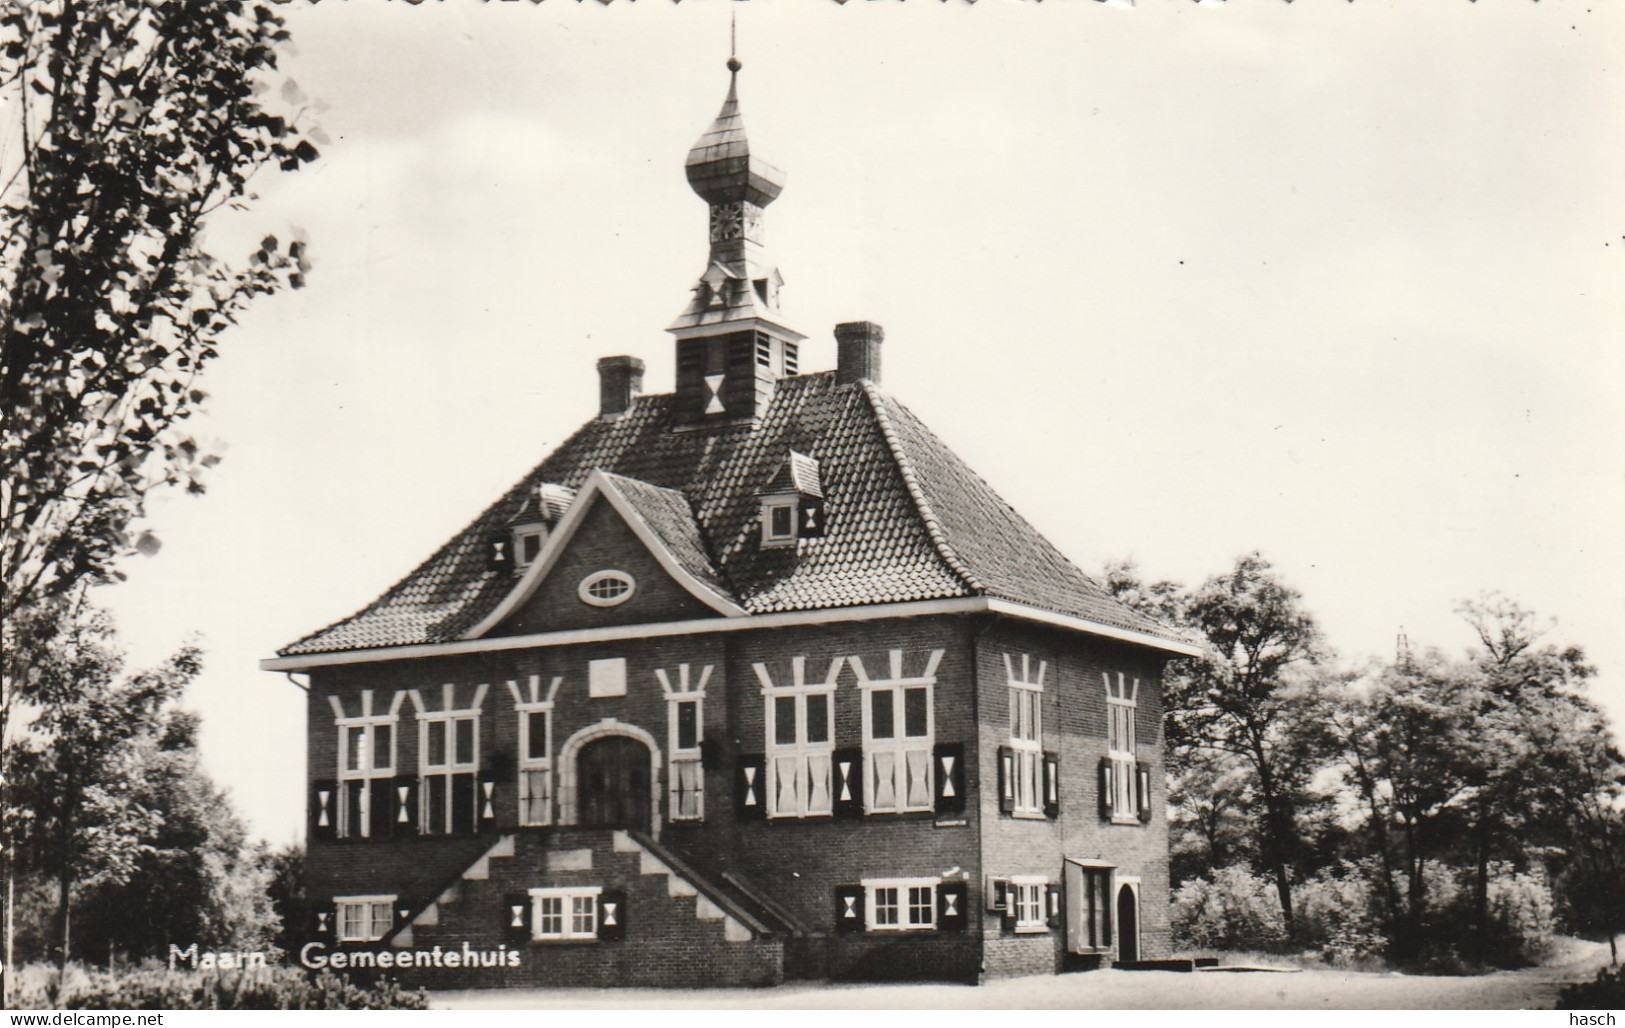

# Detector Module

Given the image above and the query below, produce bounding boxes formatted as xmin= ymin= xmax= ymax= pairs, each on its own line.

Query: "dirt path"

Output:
xmin=435 ymin=938 xmax=1615 ymax=1010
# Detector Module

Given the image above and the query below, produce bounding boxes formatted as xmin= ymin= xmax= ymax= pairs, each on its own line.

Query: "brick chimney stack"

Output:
xmin=834 ymin=321 xmax=883 ymax=386
xmin=596 ymin=355 xmax=645 ymax=418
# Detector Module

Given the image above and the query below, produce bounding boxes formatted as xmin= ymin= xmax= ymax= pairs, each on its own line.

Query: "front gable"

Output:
xmin=468 ymin=471 xmax=743 ymax=639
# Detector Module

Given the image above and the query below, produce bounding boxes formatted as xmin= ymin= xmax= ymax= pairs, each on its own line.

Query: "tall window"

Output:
xmin=510 ymin=676 xmax=560 ymax=828
xmin=755 ymin=657 xmax=839 ymax=818
xmin=331 ymin=691 xmax=400 ymax=840
xmin=1105 ymin=671 xmax=1139 ymax=821
xmin=852 ymin=649 xmax=942 ymax=814
xmin=865 ymin=878 xmax=937 ymax=931
xmin=336 ymin=895 xmax=396 ymax=943
xmin=658 ymin=664 xmax=711 ymax=822
xmin=1006 ymin=653 xmax=1046 ymax=817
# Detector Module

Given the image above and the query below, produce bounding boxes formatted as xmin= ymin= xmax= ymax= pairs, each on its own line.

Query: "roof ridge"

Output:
xmin=858 ymin=379 xmax=985 ymax=595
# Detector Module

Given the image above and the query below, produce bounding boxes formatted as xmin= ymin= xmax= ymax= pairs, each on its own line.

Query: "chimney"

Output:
xmin=596 ymin=355 xmax=644 ymax=418
xmin=835 ymin=321 xmax=883 ymax=386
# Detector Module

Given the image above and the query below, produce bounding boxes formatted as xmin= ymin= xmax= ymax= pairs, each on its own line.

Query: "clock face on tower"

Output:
xmin=709 ymin=201 xmax=762 ymax=243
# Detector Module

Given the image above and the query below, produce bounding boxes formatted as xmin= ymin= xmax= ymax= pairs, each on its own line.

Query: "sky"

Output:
xmin=94 ymin=0 xmax=1624 ymax=847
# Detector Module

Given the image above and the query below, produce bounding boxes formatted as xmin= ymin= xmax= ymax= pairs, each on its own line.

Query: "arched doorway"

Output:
xmin=577 ymin=734 xmax=652 ymax=829
xmin=1116 ymin=884 xmax=1139 ymax=963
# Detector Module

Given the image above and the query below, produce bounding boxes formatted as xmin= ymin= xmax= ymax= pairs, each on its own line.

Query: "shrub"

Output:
xmin=9 ymin=962 xmax=428 ymax=1011
xmin=1557 ymin=965 xmax=1625 ymax=1010
xmin=1171 ymin=867 xmax=1288 ymax=951
xmin=1296 ymin=865 xmax=1387 ymax=966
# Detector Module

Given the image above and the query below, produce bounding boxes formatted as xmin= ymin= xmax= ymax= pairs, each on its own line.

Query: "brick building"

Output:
xmin=263 ymin=56 xmax=1199 ymax=989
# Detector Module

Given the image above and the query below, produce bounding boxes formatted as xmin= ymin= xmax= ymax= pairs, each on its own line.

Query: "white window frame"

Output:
xmin=578 ymin=570 xmax=636 ymax=608
xmin=851 ymin=649 xmax=943 ymax=814
xmin=412 ymin=684 xmax=487 ymax=835
xmin=1005 ymin=653 xmax=1047 ymax=818
xmin=509 ymin=676 xmax=562 ymax=827
xmin=863 ymin=877 xmax=938 ymax=932
xmin=529 ymin=886 xmax=602 ymax=942
xmin=755 ymin=657 xmax=840 ymax=819
xmin=513 ymin=527 xmax=546 ymax=572
xmin=331 ymin=691 xmax=404 ymax=840
xmin=760 ymin=496 xmax=798 ymax=549
xmin=1105 ymin=671 xmax=1140 ymax=824
xmin=1011 ymin=875 xmax=1049 ymax=933
xmin=336 ymin=894 xmax=396 ymax=943
xmin=658 ymin=664 xmax=712 ymax=822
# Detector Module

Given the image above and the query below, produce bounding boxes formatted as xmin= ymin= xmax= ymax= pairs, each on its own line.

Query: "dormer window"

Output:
xmin=504 ymin=481 xmax=577 ymax=576
xmin=758 ymin=450 xmax=824 ymax=551
xmin=517 ymin=530 xmax=546 ymax=569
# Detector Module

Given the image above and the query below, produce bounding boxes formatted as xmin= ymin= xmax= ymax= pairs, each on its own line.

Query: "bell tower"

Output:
xmin=668 ymin=44 xmax=805 ymax=427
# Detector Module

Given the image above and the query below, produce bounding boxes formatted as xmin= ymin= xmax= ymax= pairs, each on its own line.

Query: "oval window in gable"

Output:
xmin=579 ymin=570 xmax=636 ymax=608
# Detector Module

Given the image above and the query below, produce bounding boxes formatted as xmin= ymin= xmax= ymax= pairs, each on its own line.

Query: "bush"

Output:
xmin=1557 ymin=965 xmax=1625 ymax=1010
xmin=9 ymin=962 xmax=428 ymax=1011
xmin=1171 ymin=867 xmax=1288 ymax=951
xmin=1296 ymin=865 xmax=1388 ymax=967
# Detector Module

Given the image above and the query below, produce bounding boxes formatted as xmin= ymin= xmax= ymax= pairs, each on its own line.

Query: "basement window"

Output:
xmin=336 ymin=895 xmax=396 ymax=943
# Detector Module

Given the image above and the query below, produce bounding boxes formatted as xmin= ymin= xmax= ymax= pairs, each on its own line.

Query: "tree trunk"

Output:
xmin=1472 ymin=817 xmax=1491 ymax=963
xmin=1250 ymin=741 xmax=1296 ymax=938
xmin=54 ymin=863 xmax=72 ymax=975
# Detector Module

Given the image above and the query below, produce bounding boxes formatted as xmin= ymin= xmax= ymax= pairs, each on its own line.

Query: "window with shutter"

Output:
xmin=850 ymin=649 xmax=942 ymax=815
xmin=1004 ymin=653 xmax=1047 ymax=817
xmin=1010 ymin=878 xmax=1048 ymax=932
xmin=755 ymin=657 xmax=839 ymax=818
xmin=658 ymin=664 xmax=711 ymax=823
xmin=529 ymin=886 xmax=602 ymax=941
xmin=335 ymin=895 xmax=397 ymax=943
xmin=511 ymin=676 xmax=560 ymax=827
xmin=420 ymin=706 xmax=481 ymax=835
xmin=1104 ymin=671 xmax=1141 ymax=824
xmin=333 ymin=692 xmax=400 ymax=840
xmin=863 ymin=879 xmax=938 ymax=931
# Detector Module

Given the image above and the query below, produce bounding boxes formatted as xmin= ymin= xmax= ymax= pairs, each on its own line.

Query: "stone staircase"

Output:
xmin=386 ymin=827 xmax=787 ymax=988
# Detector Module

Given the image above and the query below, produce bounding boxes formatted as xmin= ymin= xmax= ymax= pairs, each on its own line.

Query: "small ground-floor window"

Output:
xmin=336 ymin=895 xmax=396 ymax=943
xmin=865 ymin=878 xmax=937 ymax=931
xmin=529 ymin=886 xmax=601 ymax=941
xmin=1011 ymin=877 xmax=1048 ymax=932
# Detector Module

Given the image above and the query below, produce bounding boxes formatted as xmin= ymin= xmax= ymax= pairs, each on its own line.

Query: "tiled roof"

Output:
xmin=760 ymin=451 xmax=822 ymax=499
xmin=597 ymin=472 xmax=729 ymax=598
xmin=279 ymin=372 xmax=1176 ymax=656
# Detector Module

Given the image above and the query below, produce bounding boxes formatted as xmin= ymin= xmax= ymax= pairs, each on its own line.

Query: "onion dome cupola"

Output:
xmin=669 ymin=54 xmax=805 ymax=427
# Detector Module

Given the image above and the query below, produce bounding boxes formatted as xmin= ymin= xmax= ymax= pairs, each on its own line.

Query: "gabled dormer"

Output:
xmin=492 ymin=482 xmax=575 ymax=574
xmin=759 ymin=451 xmax=824 ymax=550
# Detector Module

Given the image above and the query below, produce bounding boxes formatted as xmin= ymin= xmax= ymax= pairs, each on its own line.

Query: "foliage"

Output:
xmin=10 ymin=962 xmax=428 ymax=1011
xmin=0 ymin=0 xmax=318 ymax=625
xmin=1170 ymin=867 xmax=1289 ymax=952
xmin=1558 ymin=964 xmax=1625 ymax=1011
xmin=1295 ymin=865 xmax=1387 ymax=966
xmin=264 ymin=843 xmax=308 ymax=958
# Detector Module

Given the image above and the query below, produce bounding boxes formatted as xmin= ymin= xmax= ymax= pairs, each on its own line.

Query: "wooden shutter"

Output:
xmin=997 ymin=746 xmax=1015 ymax=814
xmin=1043 ymin=751 xmax=1060 ymax=819
xmin=1046 ymin=884 xmax=1063 ymax=929
xmin=737 ymin=754 xmax=766 ymax=819
xmin=598 ymin=889 xmax=628 ymax=941
xmin=452 ymin=772 xmax=477 ymax=833
xmin=369 ymin=778 xmax=395 ymax=839
xmin=312 ymin=901 xmax=338 ymax=942
xmin=933 ymin=742 xmax=966 ymax=815
xmin=1136 ymin=761 xmax=1153 ymax=823
xmin=798 ymin=497 xmax=826 ymax=538
xmin=985 ymin=875 xmax=1009 ymax=914
xmin=503 ymin=891 xmax=531 ymax=945
xmin=391 ymin=775 xmax=418 ymax=834
xmin=487 ymin=537 xmax=511 ymax=570
xmin=832 ymin=746 xmax=863 ymax=818
xmin=937 ymin=882 xmax=968 ymax=932
xmin=834 ymin=885 xmax=865 ymax=933
xmin=1098 ymin=757 xmax=1114 ymax=821
xmin=311 ymin=779 xmax=338 ymax=842
xmin=477 ymin=773 xmax=498 ymax=832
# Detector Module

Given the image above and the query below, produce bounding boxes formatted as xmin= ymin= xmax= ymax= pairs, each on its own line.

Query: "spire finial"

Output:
xmin=727 ymin=8 xmax=741 ymax=73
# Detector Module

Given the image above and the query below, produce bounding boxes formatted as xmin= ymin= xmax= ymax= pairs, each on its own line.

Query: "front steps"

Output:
xmin=386 ymin=827 xmax=786 ymax=989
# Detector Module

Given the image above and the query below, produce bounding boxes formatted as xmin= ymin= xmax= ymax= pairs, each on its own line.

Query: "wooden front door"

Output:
xmin=577 ymin=735 xmax=652 ymax=830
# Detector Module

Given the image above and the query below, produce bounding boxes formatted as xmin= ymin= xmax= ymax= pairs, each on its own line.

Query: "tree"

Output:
xmin=1164 ymin=553 xmax=1330 ymax=937
xmin=3 ymin=600 xmax=198 ymax=983
xmin=0 ymin=0 xmax=317 ymax=624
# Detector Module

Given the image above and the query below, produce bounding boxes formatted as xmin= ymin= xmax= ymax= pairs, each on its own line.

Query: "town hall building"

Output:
xmin=263 ymin=53 xmax=1200 ymax=988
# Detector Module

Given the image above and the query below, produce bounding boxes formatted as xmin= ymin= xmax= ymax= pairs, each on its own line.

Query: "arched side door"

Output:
xmin=1116 ymin=883 xmax=1139 ymax=963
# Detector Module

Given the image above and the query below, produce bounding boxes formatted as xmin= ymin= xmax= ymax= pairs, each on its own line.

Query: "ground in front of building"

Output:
xmin=433 ymin=937 xmax=1612 ymax=1010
